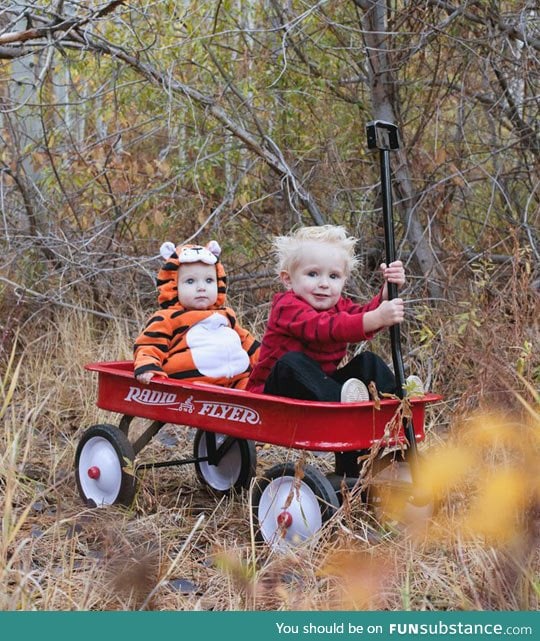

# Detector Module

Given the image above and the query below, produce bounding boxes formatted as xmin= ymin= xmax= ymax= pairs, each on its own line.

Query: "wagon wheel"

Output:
xmin=365 ymin=450 xmax=434 ymax=530
xmin=252 ymin=463 xmax=339 ymax=549
xmin=75 ymin=424 xmax=137 ymax=507
xmin=193 ymin=429 xmax=256 ymax=494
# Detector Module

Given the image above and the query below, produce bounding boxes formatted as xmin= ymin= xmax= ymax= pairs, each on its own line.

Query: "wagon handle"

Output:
xmin=366 ymin=121 xmax=418 ymax=463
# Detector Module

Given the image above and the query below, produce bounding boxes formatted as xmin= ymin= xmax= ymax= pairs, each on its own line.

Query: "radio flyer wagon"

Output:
xmin=75 ymin=122 xmax=442 ymax=548
xmin=76 ymin=361 xmax=441 ymax=545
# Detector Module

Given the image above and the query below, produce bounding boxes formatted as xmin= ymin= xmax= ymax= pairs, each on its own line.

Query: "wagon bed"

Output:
xmin=86 ymin=361 xmax=441 ymax=452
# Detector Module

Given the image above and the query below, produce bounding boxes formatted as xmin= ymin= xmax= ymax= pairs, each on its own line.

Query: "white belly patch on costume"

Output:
xmin=186 ymin=313 xmax=249 ymax=378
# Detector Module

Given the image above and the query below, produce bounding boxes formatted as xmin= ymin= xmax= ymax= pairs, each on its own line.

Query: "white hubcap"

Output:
xmin=197 ymin=433 xmax=241 ymax=491
xmin=372 ymin=461 xmax=434 ymax=526
xmin=78 ymin=436 xmax=123 ymax=505
xmin=258 ymin=476 xmax=323 ymax=549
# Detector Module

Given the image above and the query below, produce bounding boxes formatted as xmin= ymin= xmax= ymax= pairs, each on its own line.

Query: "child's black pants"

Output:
xmin=263 ymin=351 xmax=397 ymax=401
xmin=263 ymin=351 xmax=398 ymax=477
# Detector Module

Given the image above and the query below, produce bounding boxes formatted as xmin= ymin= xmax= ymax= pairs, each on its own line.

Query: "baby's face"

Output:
xmin=281 ymin=242 xmax=348 ymax=311
xmin=177 ymin=262 xmax=218 ymax=310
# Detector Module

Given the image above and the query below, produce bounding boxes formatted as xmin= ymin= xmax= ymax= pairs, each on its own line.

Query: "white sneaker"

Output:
xmin=405 ymin=375 xmax=425 ymax=396
xmin=341 ymin=378 xmax=370 ymax=403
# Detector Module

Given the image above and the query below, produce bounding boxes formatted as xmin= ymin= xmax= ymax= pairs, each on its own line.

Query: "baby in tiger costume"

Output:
xmin=134 ymin=240 xmax=260 ymax=389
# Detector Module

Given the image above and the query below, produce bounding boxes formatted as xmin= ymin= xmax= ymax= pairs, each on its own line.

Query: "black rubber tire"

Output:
xmin=252 ymin=462 xmax=340 ymax=548
xmin=193 ymin=429 xmax=257 ymax=494
xmin=75 ymin=423 xmax=137 ymax=507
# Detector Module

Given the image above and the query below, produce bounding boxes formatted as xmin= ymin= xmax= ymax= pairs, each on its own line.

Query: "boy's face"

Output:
xmin=177 ymin=262 xmax=218 ymax=310
xmin=280 ymin=242 xmax=348 ymax=311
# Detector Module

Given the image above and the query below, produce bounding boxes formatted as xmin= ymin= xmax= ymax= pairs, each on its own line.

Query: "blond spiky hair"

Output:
xmin=273 ymin=225 xmax=359 ymax=277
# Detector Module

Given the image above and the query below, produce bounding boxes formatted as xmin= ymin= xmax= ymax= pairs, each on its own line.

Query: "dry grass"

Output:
xmin=0 ymin=278 xmax=538 ymax=611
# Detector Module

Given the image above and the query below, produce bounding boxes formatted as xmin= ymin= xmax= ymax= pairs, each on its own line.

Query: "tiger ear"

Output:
xmin=206 ymin=240 xmax=221 ymax=258
xmin=160 ymin=241 xmax=176 ymax=259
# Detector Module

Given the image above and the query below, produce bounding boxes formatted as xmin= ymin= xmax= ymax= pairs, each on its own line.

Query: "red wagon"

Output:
xmin=76 ymin=361 xmax=441 ymax=548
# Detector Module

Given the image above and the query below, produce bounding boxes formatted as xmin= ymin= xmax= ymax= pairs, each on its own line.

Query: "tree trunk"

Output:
xmin=356 ymin=0 xmax=445 ymax=300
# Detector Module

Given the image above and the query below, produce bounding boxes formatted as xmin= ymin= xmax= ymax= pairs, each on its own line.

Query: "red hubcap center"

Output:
xmin=88 ymin=466 xmax=101 ymax=480
xmin=277 ymin=511 xmax=292 ymax=528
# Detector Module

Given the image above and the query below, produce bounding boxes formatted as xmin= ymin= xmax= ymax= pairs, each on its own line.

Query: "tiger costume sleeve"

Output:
xmin=133 ymin=312 xmax=173 ymax=378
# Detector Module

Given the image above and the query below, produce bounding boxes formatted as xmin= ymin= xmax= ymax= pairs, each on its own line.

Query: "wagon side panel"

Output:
xmin=91 ymin=363 xmax=436 ymax=452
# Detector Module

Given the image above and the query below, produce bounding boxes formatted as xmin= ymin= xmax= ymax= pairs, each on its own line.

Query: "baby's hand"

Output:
xmin=137 ymin=371 xmax=156 ymax=384
xmin=376 ymin=298 xmax=404 ymax=327
xmin=380 ymin=261 xmax=405 ymax=288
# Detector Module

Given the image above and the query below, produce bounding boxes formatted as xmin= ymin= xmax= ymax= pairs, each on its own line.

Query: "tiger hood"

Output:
xmin=156 ymin=240 xmax=227 ymax=309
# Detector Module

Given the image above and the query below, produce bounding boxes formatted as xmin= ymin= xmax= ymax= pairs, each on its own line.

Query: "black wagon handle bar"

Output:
xmin=366 ymin=120 xmax=418 ymax=459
